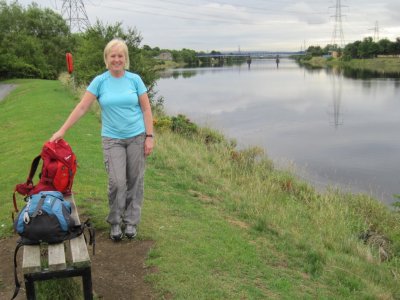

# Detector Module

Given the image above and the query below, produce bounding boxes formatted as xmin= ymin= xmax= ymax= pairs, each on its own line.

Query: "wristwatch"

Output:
xmin=145 ymin=134 xmax=154 ymax=138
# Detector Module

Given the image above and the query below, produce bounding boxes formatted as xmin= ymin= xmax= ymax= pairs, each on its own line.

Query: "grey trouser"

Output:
xmin=102 ymin=135 xmax=145 ymax=226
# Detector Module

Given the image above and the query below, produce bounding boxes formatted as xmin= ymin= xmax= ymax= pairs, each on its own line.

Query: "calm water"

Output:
xmin=156 ymin=59 xmax=400 ymax=205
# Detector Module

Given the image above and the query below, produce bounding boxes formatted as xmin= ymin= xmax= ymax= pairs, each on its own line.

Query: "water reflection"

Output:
xmin=158 ymin=58 xmax=290 ymax=79
xmin=158 ymin=69 xmax=197 ymax=79
xmin=156 ymin=59 xmax=400 ymax=205
xmin=329 ymin=74 xmax=343 ymax=128
xmin=300 ymin=62 xmax=400 ymax=80
xmin=343 ymin=67 xmax=400 ymax=79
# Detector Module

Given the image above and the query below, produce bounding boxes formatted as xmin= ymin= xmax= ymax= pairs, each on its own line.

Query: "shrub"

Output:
xmin=171 ymin=114 xmax=198 ymax=137
xmin=198 ymin=127 xmax=225 ymax=145
xmin=0 ymin=61 xmax=42 ymax=79
xmin=154 ymin=115 xmax=173 ymax=132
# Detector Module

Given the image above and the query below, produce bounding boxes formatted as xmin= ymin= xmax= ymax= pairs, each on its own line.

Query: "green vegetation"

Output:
xmin=0 ymin=1 xmax=199 ymax=84
xmin=297 ymin=37 xmax=400 ymax=75
xmin=302 ymin=37 xmax=400 ymax=60
xmin=299 ymin=56 xmax=400 ymax=76
xmin=0 ymin=0 xmax=70 ymax=79
xmin=1 ymin=79 xmax=400 ymax=299
xmin=342 ymin=37 xmax=400 ymax=60
xmin=71 ymin=20 xmax=159 ymax=88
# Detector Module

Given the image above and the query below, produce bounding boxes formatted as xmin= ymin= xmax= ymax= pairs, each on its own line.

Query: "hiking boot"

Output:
xmin=110 ymin=224 xmax=122 ymax=241
xmin=124 ymin=224 xmax=137 ymax=239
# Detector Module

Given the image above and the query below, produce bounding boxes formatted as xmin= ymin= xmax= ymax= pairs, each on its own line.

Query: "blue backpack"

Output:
xmin=14 ymin=191 xmax=82 ymax=244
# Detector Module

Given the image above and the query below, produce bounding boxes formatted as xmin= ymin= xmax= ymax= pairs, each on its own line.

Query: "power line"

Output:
xmin=154 ymin=0 xmax=329 ymax=16
xmin=95 ymin=3 xmax=265 ymax=26
xmin=97 ymin=0 xmax=329 ymax=23
xmin=92 ymin=0 xmax=330 ymax=28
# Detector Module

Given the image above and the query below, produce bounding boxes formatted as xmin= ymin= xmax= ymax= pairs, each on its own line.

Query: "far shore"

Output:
xmin=298 ymin=56 xmax=400 ymax=74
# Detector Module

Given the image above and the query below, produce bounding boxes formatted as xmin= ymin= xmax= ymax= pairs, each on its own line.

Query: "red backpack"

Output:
xmin=13 ymin=139 xmax=77 ymax=213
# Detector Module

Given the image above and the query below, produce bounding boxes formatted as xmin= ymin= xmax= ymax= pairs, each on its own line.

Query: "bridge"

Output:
xmin=196 ymin=51 xmax=305 ymax=58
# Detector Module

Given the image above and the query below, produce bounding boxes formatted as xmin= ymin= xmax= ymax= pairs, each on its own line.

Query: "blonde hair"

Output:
xmin=104 ymin=38 xmax=130 ymax=69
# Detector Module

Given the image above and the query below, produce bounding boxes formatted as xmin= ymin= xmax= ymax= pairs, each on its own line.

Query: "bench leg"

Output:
xmin=82 ymin=267 xmax=93 ymax=300
xmin=24 ymin=275 xmax=36 ymax=300
xmin=23 ymin=267 xmax=93 ymax=300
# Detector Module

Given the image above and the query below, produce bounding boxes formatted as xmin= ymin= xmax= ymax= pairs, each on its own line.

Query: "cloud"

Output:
xmin=11 ymin=0 xmax=400 ymax=51
xmin=285 ymin=1 xmax=328 ymax=25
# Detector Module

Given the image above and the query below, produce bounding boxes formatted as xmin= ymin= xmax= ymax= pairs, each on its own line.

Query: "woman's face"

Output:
xmin=107 ymin=45 xmax=126 ymax=76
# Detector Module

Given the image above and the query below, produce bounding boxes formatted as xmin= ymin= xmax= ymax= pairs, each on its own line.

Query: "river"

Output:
xmin=155 ymin=58 xmax=400 ymax=205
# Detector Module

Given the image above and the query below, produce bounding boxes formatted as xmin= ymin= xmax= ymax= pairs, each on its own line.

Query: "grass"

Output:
xmin=1 ymin=79 xmax=400 ymax=299
xmin=300 ymin=56 xmax=400 ymax=75
xmin=343 ymin=57 xmax=400 ymax=73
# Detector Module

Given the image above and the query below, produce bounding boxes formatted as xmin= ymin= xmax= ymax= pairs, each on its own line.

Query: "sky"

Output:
xmin=14 ymin=0 xmax=400 ymax=52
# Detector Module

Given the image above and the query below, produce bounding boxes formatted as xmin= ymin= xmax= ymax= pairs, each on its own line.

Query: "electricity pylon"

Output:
xmin=330 ymin=0 xmax=345 ymax=49
xmin=60 ymin=0 xmax=90 ymax=32
xmin=369 ymin=21 xmax=379 ymax=42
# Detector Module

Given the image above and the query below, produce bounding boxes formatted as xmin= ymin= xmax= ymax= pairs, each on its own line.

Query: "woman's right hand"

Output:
xmin=49 ymin=129 xmax=66 ymax=142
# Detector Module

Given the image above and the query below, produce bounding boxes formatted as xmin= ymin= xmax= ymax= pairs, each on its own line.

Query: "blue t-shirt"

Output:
xmin=87 ymin=70 xmax=148 ymax=139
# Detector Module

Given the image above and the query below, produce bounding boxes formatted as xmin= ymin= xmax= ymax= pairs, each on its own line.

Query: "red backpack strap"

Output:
xmin=12 ymin=155 xmax=41 ymax=217
xmin=12 ymin=190 xmax=19 ymax=221
xmin=27 ymin=155 xmax=42 ymax=184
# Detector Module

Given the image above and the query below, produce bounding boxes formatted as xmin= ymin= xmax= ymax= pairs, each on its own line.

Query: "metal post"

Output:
xmin=24 ymin=275 xmax=36 ymax=300
xmin=82 ymin=267 xmax=93 ymax=300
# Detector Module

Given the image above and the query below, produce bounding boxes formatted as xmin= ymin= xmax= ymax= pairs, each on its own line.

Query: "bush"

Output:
xmin=154 ymin=115 xmax=173 ymax=132
xmin=0 ymin=61 xmax=42 ymax=79
xmin=198 ymin=127 xmax=225 ymax=145
xmin=171 ymin=114 xmax=198 ymax=137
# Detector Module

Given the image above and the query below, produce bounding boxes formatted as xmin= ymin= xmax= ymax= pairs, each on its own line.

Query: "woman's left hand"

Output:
xmin=144 ymin=137 xmax=154 ymax=157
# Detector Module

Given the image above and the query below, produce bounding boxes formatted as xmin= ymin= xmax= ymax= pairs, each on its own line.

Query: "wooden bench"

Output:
xmin=21 ymin=195 xmax=93 ymax=300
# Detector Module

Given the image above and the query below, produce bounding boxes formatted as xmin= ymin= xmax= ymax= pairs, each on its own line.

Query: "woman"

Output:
xmin=50 ymin=38 xmax=154 ymax=241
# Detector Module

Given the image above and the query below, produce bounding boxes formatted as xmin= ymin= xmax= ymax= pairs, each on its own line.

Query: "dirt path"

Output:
xmin=0 ymin=84 xmax=16 ymax=102
xmin=0 ymin=232 xmax=157 ymax=300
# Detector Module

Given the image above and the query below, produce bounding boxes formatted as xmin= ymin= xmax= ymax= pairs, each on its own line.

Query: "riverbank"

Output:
xmin=299 ymin=56 xmax=400 ymax=75
xmin=153 ymin=60 xmax=186 ymax=72
xmin=2 ymin=79 xmax=400 ymax=298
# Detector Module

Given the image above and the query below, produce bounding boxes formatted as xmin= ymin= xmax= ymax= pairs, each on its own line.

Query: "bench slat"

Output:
xmin=48 ymin=243 xmax=66 ymax=271
xmin=70 ymin=236 xmax=91 ymax=267
xmin=66 ymin=194 xmax=91 ymax=267
xmin=22 ymin=245 xmax=41 ymax=273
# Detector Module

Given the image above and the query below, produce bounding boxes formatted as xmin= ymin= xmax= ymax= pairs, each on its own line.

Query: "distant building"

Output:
xmin=331 ymin=51 xmax=339 ymax=58
xmin=323 ymin=51 xmax=340 ymax=59
xmin=155 ymin=52 xmax=173 ymax=61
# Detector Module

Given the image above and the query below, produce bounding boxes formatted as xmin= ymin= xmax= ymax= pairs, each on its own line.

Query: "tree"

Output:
xmin=178 ymin=48 xmax=197 ymax=65
xmin=394 ymin=38 xmax=400 ymax=55
xmin=358 ymin=37 xmax=379 ymax=58
xmin=346 ymin=36 xmax=400 ymax=58
xmin=377 ymin=38 xmax=393 ymax=56
xmin=306 ymin=46 xmax=324 ymax=57
xmin=73 ymin=21 xmax=158 ymax=91
xmin=0 ymin=1 xmax=71 ymax=79
xmin=343 ymin=40 xmax=361 ymax=59
xmin=25 ymin=4 xmax=71 ymax=75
